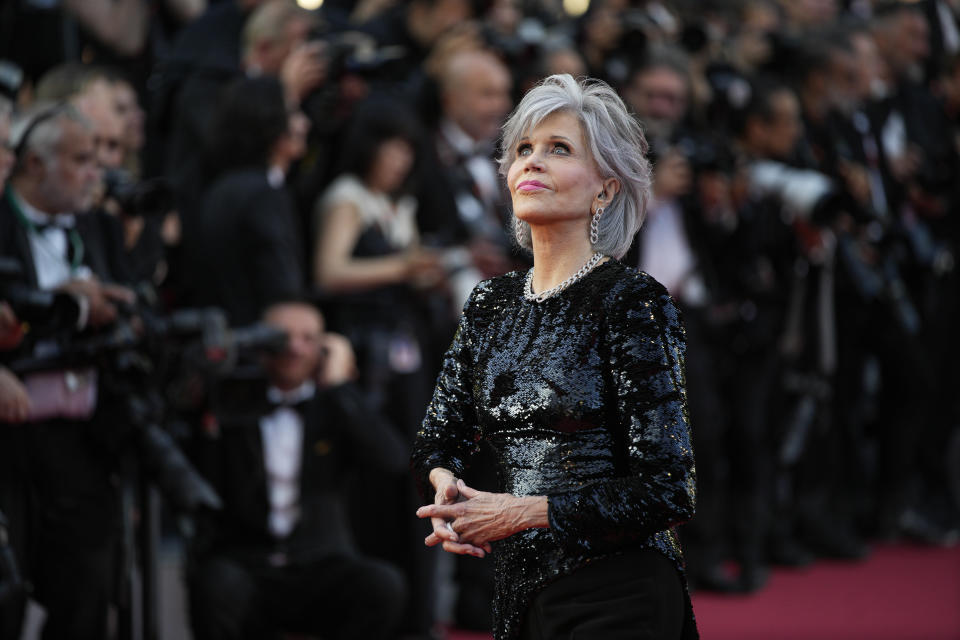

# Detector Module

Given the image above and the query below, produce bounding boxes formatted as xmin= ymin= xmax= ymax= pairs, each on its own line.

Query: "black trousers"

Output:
xmin=519 ymin=549 xmax=687 ymax=640
xmin=189 ymin=552 xmax=407 ymax=640
xmin=26 ymin=421 xmax=122 ymax=640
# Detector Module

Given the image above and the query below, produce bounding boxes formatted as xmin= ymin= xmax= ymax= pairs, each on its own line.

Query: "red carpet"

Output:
xmin=447 ymin=543 xmax=960 ymax=640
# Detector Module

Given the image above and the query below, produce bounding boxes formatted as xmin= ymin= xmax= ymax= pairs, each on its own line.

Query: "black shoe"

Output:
xmin=737 ymin=563 xmax=770 ymax=593
xmin=898 ymin=509 xmax=960 ymax=547
xmin=768 ymin=538 xmax=814 ymax=568
xmin=805 ymin=528 xmax=869 ymax=560
xmin=687 ymin=563 xmax=741 ymax=593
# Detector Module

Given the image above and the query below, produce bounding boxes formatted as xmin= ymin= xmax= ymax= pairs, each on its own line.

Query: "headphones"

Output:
xmin=12 ymin=102 xmax=70 ymax=164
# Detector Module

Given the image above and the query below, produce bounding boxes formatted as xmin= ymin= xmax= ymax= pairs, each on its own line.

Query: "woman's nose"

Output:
xmin=521 ymin=150 xmax=545 ymax=172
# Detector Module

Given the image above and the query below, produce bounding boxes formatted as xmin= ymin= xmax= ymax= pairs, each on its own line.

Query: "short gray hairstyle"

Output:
xmin=11 ymin=102 xmax=91 ymax=171
xmin=498 ymin=74 xmax=652 ymax=259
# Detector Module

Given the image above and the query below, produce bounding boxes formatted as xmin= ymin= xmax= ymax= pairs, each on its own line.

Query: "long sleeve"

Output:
xmin=546 ymin=283 xmax=696 ymax=552
xmin=410 ymin=291 xmax=482 ymax=500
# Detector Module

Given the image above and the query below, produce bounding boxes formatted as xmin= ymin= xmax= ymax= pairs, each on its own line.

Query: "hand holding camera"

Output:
xmin=57 ymin=276 xmax=136 ymax=329
xmin=282 ymin=41 xmax=329 ymax=106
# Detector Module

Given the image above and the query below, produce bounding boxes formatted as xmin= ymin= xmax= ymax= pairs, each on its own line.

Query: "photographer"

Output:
xmin=188 ymin=300 xmax=406 ymax=640
xmin=161 ymin=0 xmax=324 ymax=235
xmin=189 ymin=75 xmax=308 ymax=326
xmin=0 ymin=102 xmax=138 ymax=639
xmin=416 ymin=47 xmax=516 ymax=311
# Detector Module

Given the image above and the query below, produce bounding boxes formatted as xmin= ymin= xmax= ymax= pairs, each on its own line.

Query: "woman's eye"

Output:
xmin=517 ymin=143 xmax=532 ymax=156
xmin=552 ymin=143 xmax=570 ymax=154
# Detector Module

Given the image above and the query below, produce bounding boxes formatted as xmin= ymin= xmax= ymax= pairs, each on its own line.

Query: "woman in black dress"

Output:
xmin=413 ymin=74 xmax=698 ymax=639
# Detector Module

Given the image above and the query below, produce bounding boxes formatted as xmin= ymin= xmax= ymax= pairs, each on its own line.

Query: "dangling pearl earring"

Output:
xmin=590 ymin=206 xmax=603 ymax=245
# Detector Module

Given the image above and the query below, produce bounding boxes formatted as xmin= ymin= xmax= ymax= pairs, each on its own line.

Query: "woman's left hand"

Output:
xmin=416 ymin=480 xmax=548 ymax=551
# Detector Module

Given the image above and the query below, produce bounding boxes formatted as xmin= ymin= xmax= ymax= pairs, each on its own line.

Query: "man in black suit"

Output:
xmin=0 ymin=102 xmax=137 ymax=639
xmin=187 ymin=75 xmax=309 ymax=326
xmin=188 ymin=300 xmax=407 ymax=640
xmin=417 ymin=48 xmax=516 ymax=308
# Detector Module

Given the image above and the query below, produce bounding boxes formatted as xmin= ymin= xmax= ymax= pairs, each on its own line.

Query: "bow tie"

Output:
xmin=31 ymin=214 xmax=77 ymax=234
xmin=33 ymin=221 xmax=70 ymax=234
xmin=266 ymin=383 xmax=315 ymax=410
xmin=268 ymin=396 xmax=310 ymax=410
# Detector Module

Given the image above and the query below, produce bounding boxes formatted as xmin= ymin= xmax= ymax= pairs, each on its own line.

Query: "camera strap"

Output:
xmin=4 ymin=186 xmax=85 ymax=273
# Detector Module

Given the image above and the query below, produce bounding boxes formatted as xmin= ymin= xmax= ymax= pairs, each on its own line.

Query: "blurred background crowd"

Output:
xmin=1 ymin=0 xmax=959 ymax=638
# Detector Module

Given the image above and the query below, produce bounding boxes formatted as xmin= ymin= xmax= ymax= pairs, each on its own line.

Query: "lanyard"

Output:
xmin=4 ymin=186 xmax=84 ymax=273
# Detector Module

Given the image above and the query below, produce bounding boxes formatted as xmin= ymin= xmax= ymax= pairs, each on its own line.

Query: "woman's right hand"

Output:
xmin=423 ymin=468 xmax=490 ymax=558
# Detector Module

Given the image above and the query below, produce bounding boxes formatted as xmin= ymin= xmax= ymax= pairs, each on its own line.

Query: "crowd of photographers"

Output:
xmin=1 ymin=0 xmax=960 ymax=638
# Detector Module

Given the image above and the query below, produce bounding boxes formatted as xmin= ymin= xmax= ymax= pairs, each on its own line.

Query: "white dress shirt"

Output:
xmin=259 ymin=381 xmax=315 ymax=538
xmin=10 ymin=190 xmax=91 ymax=289
xmin=640 ymin=198 xmax=707 ymax=307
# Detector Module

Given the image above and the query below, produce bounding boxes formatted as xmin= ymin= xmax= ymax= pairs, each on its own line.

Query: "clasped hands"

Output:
xmin=416 ymin=468 xmax=548 ymax=559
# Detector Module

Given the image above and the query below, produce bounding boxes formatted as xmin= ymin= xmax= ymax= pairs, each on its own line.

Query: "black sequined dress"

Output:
xmin=412 ymin=259 xmax=698 ymax=639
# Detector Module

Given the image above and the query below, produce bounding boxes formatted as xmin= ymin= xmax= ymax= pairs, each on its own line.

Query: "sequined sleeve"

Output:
xmin=546 ymin=279 xmax=696 ymax=551
xmin=410 ymin=290 xmax=482 ymax=500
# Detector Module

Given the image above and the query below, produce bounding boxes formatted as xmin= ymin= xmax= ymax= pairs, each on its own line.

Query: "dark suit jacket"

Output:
xmin=0 ymin=189 xmax=126 ymax=289
xmin=0 ymin=189 xmax=131 ymax=547
xmin=188 ymin=168 xmax=304 ymax=326
xmin=193 ymin=381 xmax=407 ymax=565
xmin=415 ymin=129 xmax=511 ymax=249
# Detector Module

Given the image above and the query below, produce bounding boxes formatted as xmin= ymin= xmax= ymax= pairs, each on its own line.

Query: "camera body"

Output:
xmin=0 ymin=257 xmax=80 ymax=341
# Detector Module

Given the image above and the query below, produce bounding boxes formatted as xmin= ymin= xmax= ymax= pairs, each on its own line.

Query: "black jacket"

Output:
xmin=0 ymin=188 xmax=127 ymax=289
xmin=193 ymin=381 xmax=407 ymax=564
xmin=188 ymin=169 xmax=304 ymax=326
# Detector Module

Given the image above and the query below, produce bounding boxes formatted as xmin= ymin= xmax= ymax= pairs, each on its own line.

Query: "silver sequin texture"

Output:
xmin=412 ymin=260 xmax=697 ymax=640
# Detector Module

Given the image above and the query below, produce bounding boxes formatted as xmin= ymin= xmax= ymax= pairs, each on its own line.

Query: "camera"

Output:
xmin=0 ymin=257 xmax=80 ymax=340
xmin=102 ymin=169 xmax=176 ymax=219
xmin=5 ymin=295 xmax=288 ymax=513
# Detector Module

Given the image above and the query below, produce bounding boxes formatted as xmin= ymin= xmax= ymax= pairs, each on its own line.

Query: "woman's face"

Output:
xmin=368 ymin=137 xmax=415 ymax=194
xmin=506 ymin=110 xmax=606 ymax=229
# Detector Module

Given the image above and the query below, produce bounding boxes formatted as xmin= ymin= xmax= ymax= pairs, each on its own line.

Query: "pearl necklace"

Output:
xmin=524 ymin=252 xmax=606 ymax=303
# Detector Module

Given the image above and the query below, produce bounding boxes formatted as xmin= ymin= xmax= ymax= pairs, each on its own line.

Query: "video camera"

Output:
xmin=4 ymin=287 xmax=288 ymax=512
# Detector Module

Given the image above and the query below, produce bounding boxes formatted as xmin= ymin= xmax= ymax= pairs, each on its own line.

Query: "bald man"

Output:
xmin=417 ymin=48 xmax=517 ymax=315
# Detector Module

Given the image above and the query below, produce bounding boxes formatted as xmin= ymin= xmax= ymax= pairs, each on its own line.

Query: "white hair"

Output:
xmin=498 ymin=74 xmax=652 ymax=259
xmin=11 ymin=102 xmax=90 ymax=170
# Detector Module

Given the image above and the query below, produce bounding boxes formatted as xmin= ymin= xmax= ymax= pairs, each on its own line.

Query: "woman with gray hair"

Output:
xmin=413 ymin=74 xmax=698 ymax=639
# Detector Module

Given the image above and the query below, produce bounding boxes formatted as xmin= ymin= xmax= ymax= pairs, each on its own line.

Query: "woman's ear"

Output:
xmin=598 ymin=177 xmax=621 ymax=205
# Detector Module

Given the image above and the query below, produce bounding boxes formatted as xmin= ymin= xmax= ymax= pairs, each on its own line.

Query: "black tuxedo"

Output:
xmin=416 ymin=128 xmax=511 ymax=250
xmin=193 ymin=382 xmax=406 ymax=559
xmin=0 ymin=189 xmax=131 ymax=640
xmin=188 ymin=381 xmax=408 ymax=640
xmin=188 ymin=168 xmax=304 ymax=326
